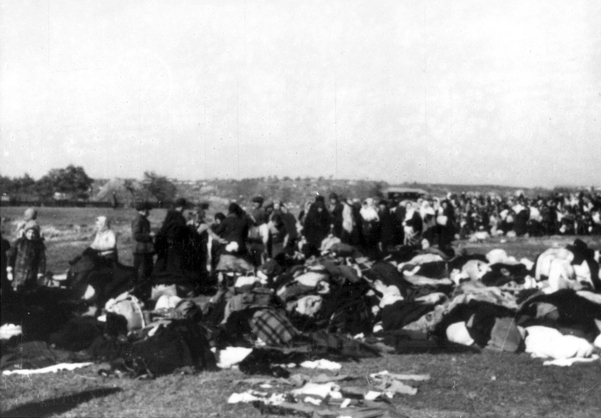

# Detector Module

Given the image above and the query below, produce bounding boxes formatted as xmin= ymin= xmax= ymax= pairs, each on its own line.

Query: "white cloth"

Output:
xmin=154 ymin=295 xmax=182 ymax=310
xmin=3 ymin=362 xmax=93 ymax=376
xmin=0 ymin=324 xmax=22 ymax=340
xmin=525 ymin=326 xmax=594 ymax=359
xmin=543 ymin=355 xmax=599 ymax=367
xmin=295 ymin=295 xmax=323 ymax=317
xmin=300 ymin=359 xmax=342 ymax=370
xmin=217 ymin=347 xmax=253 ymax=369
xmin=294 ymin=271 xmax=329 ymax=288
xmin=446 ymin=322 xmax=475 ymax=346
xmin=291 ymin=382 xmax=342 ymax=399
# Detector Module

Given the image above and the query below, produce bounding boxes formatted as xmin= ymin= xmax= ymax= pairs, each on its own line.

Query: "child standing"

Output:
xmin=7 ymin=221 xmax=46 ymax=291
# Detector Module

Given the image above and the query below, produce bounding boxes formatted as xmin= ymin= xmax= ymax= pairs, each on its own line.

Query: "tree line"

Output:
xmin=0 ymin=166 xmax=178 ymax=205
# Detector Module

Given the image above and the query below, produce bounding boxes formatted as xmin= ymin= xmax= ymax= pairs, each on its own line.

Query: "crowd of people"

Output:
xmin=2 ymin=189 xmax=601 ymax=295
xmin=448 ymin=191 xmax=601 ymax=239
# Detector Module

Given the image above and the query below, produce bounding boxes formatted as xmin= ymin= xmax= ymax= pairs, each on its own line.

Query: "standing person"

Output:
xmin=7 ymin=221 xmax=46 ymax=292
xmin=269 ymin=201 xmax=299 ymax=258
xmin=213 ymin=202 xmax=250 ymax=257
xmin=210 ymin=212 xmax=226 ymax=274
xmin=131 ymin=202 xmax=155 ymax=284
xmin=391 ymin=201 xmax=406 ymax=246
xmin=378 ymin=199 xmax=394 ymax=255
xmin=403 ymin=201 xmax=423 ymax=246
xmin=278 ymin=202 xmax=299 ymax=256
xmin=187 ymin=203 xmax=222 ymax=287
xmin=329 ymin=193 xmax=355 ymax=244
xmin=248 ymin=196 xmax=268 ymax=265
xmin=360 ymin=198 xmax=381 ymax=258
xmin=302 ymin=196 xmax=331 ymax=257
xmin=1 ymin=224 xmax=13 ymax=299
xmin=153 ymin=198 xmax=189 ymax=275
xmin=268 ymin=201 xmax=286 ymax=259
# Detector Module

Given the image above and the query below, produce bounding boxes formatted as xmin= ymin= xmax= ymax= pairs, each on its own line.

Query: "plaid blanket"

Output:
xmin=251 ymin=309 xmax=299 ymax=346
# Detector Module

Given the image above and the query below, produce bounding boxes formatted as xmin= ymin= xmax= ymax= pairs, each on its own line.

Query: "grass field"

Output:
xmin=1 ymin=207 xmax=601 ymax=418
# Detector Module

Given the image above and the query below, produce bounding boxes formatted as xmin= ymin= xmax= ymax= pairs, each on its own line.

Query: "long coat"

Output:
xmin=8 ymin=238 xmax=46 ymax=289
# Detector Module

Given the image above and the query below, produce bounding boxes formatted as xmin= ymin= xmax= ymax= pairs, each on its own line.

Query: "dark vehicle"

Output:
xmin=384 ymin=187 xmax=427 ymax=202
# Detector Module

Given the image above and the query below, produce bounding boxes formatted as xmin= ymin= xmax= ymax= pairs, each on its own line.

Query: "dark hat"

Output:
xmin=135 ymin=201 xmax=152 ymax=211
xmin=315 ymin=195 xmax=325 ymax=203
xmin=251 ymin=196 xmax=264 ymax=205
xmin=174 ymin=198 xmax=188 ymax=208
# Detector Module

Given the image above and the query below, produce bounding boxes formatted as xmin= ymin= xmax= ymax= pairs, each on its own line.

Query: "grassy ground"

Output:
xmin=1 ymin=207 xmax=600 ymax=417
xmin=1 ymin=352 xmax=600 ymax=418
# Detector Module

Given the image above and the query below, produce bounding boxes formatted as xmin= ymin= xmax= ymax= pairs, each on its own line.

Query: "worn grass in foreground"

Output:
xmin=1 ymin=351 xmax=600 ymax=418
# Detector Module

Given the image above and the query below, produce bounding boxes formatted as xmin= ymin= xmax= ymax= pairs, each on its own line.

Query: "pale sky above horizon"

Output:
xmin=1 ymin=0 xmax=600 ymax=188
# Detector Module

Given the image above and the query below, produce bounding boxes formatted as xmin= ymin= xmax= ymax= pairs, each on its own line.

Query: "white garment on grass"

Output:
xmin=300 ymin=359 xmax=342 ymax=370
xmin=525 ymin=326 xmax=594 ymax=359
xmin=290 ymin=382 xmax=342 ymax=399
xmin=543 ymin=355 xmax=599 ymax=367
xmin=3 ymin=362 xmax=93 ymax=376
xmin=216 ymin=347 xmax=253 ymax=369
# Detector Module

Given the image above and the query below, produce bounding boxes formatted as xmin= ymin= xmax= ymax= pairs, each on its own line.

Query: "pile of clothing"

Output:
xmin=1 ymin=239 xmax=600 ymax=383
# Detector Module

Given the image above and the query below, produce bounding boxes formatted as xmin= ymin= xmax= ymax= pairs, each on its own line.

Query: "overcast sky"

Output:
xmin=1 ymin=0 xmax=599 ymax=187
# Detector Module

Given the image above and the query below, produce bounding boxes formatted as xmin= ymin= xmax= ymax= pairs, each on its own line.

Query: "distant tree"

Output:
xmin=144 ymin=171 xmax=177 ymax=204
xmin=123 ymin=179 xmax=142 ymax=207
xmin=36 ymin=165 xmax=93 ymax=199
xmin=0 ymin=175 xmax=14 ymax=195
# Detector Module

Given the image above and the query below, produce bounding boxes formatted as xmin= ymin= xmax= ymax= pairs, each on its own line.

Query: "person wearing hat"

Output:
xmin=131 ymin=202 xmax=155 ymax=283
xmin=7 ymin=221 xmax=46 ymax=292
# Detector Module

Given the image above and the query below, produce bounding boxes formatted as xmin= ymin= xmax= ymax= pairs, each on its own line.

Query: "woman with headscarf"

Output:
xmin=302 ymin=196 xmax=331 ymax=257
xmin=90 ymin=216 xmax=117 ymax=263
xmin=360 ymin=198 xmax=381 ymax=258
xmin=7 ymin=221 xmax=46 ymax=292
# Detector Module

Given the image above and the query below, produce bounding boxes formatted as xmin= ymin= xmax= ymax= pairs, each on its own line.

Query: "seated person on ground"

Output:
xmin=90 ymin=216 xmax=118 ymax=264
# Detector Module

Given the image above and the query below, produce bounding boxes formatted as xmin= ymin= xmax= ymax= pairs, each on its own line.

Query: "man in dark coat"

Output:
xmin=131 ymin=202 xmax=154 ymax=283
xmin=329 ymin=193 xmax=344 ymax=239
xmin=153 ymin=198 xmax=189 ymax=276
xmin=303 ymin=196 xmax=331 ymax=256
